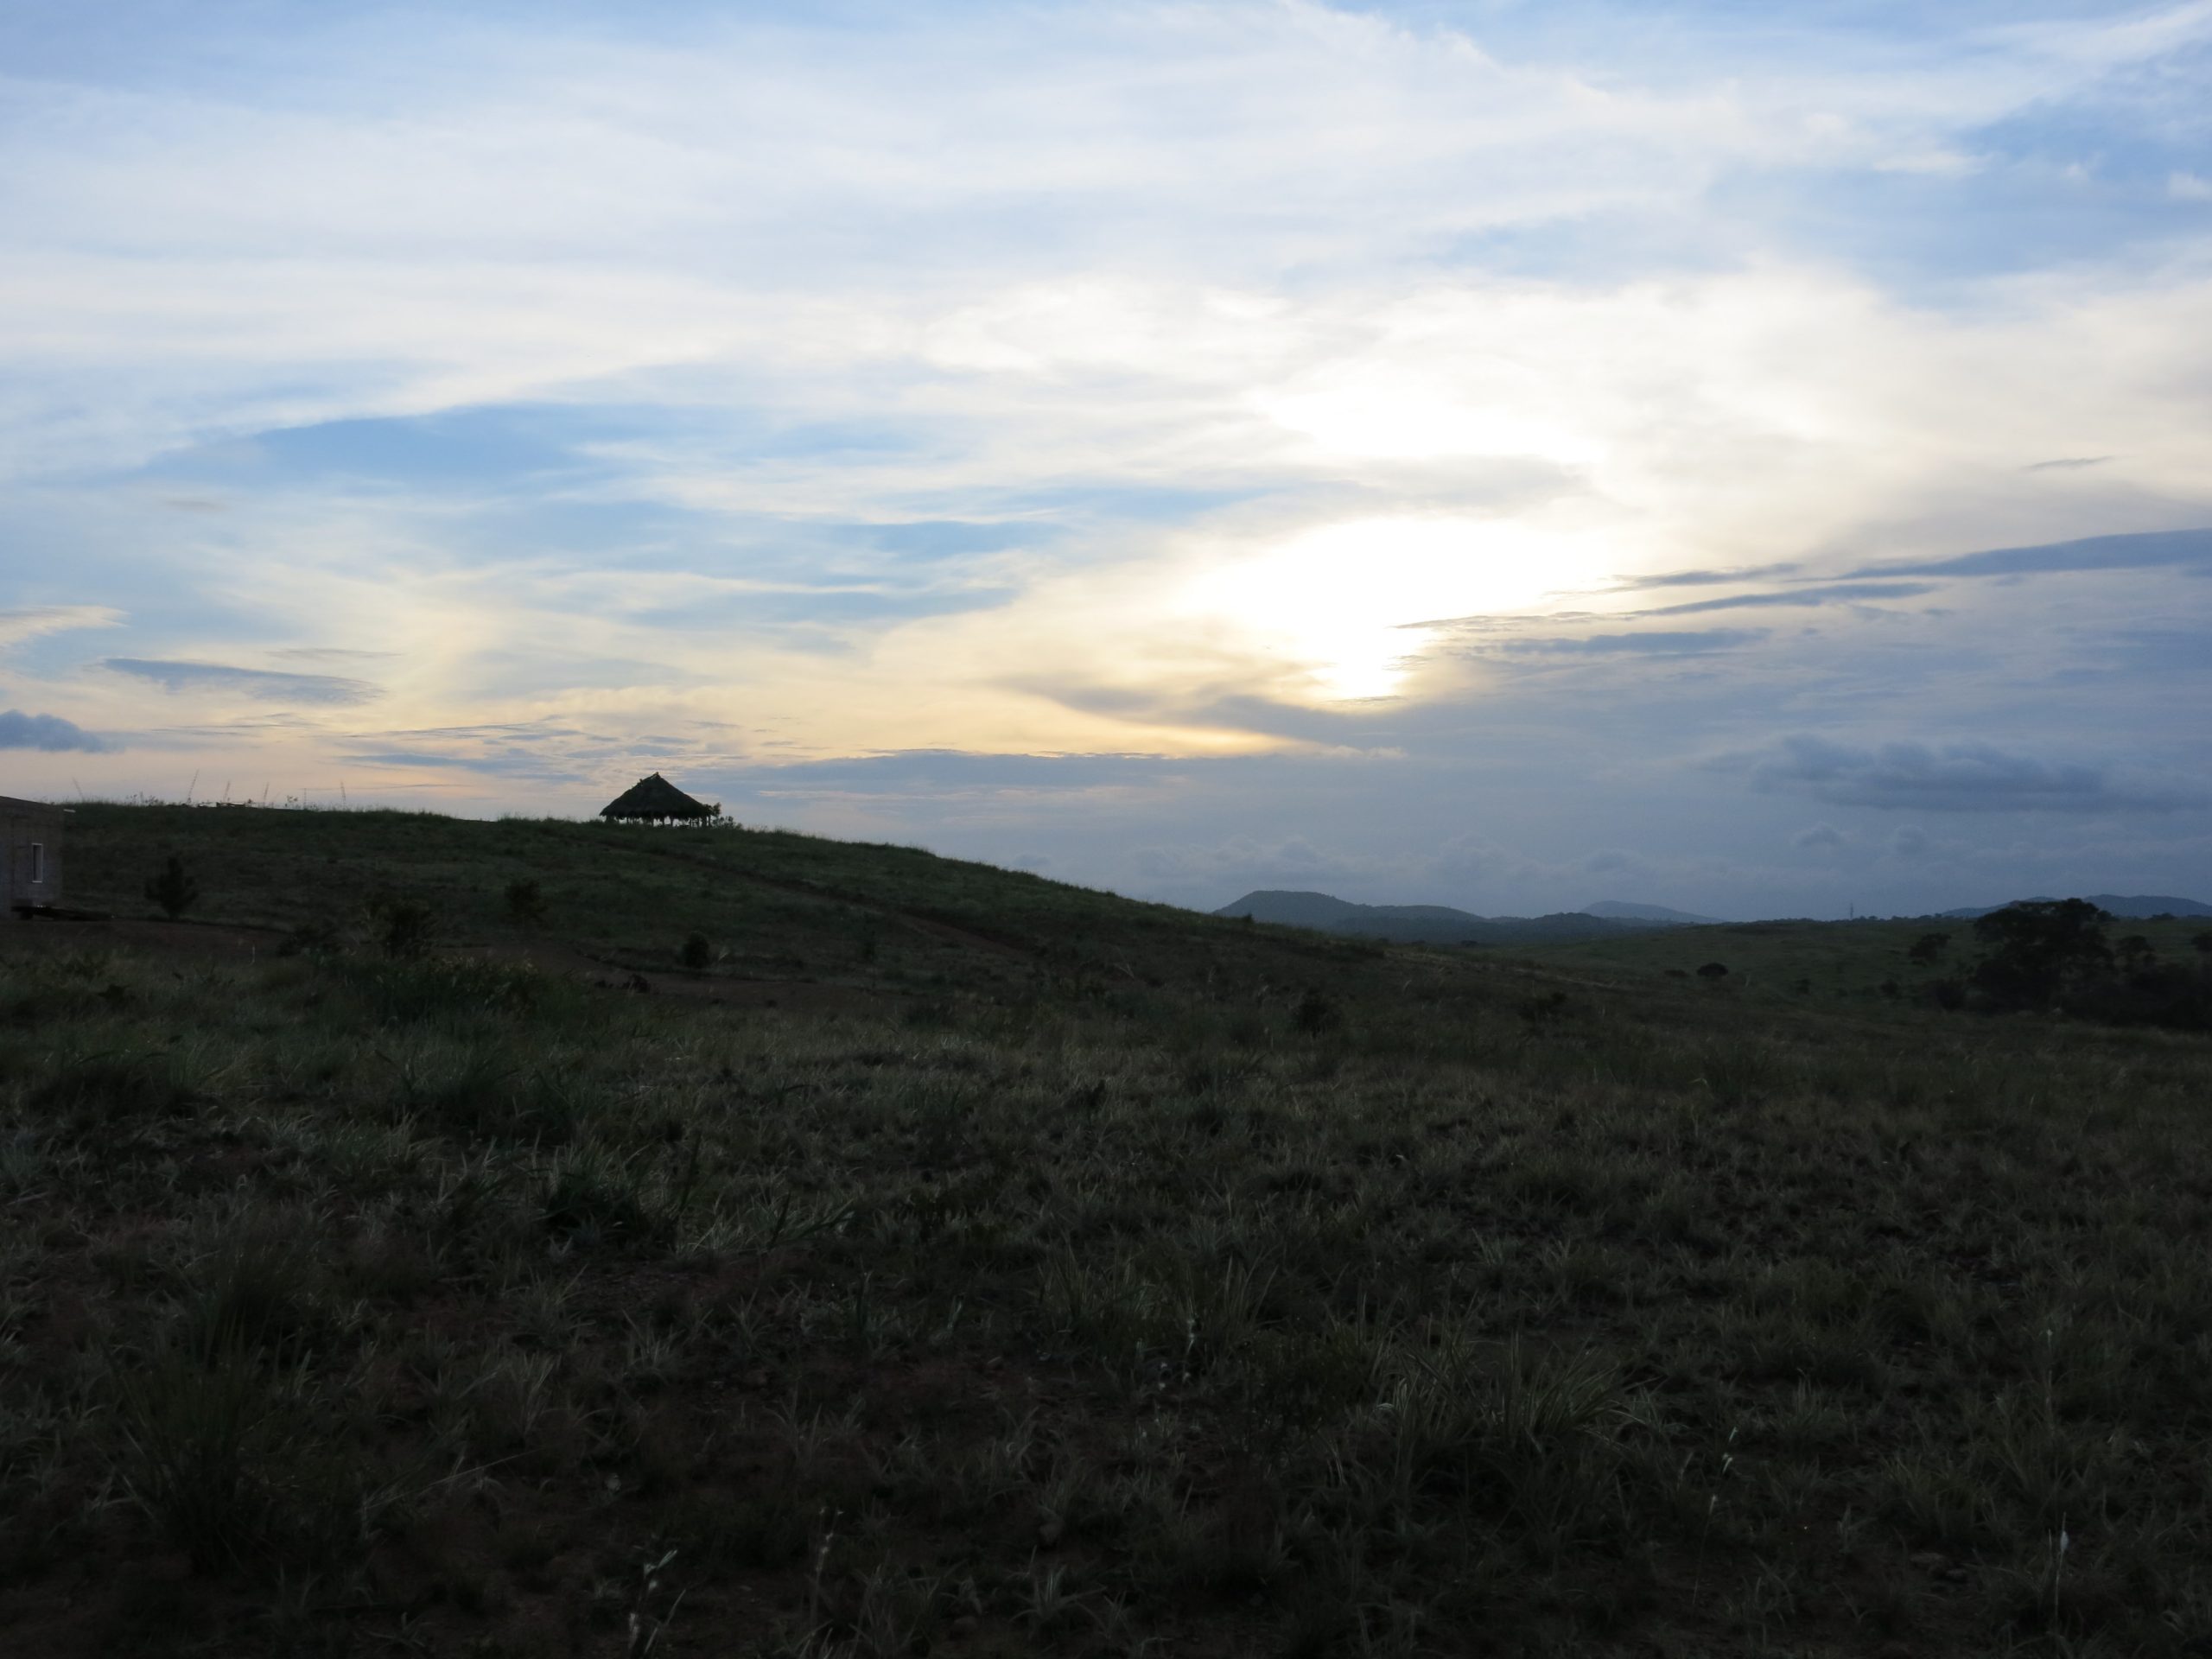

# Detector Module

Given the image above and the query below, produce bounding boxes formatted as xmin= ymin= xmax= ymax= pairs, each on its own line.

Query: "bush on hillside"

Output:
xmin=1969 ymin=899 xmax=2112 ymax=1011
xmin=1907 ymin=931 xmax=1949 ymax=963
xmin=1965 ymin=899 xmax=2210 ymax=1031
xmin=369 ymin=898 xmax=434 ymax=959
xmin=504 ymin=879 xmax=547 ymax=927
xmin=144 ymin=855 xmax=199 ymax=920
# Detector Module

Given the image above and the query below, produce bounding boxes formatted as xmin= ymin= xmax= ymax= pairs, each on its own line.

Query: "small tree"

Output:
xmin=1292 ymin=988 xmax=1342 ymax=1035
xmin=370 ymin=898 xmax=434 ymax=959
xmin=144 ymin=855 xmax=199 ymax=919
xmin=505 ymin=879 xmax=547 ymax=927
xmin=1907 ymin=931 xmax=1949 ymax=964
xmin=1971 ymin=899 xmax=2111 ymax=1010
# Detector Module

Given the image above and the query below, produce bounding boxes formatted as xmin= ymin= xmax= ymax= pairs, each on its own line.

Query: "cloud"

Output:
xmin=102 ymin=658 xmax=383 ymax=705
xmin=0 ymin=709 xmax=108 ymax=752
xmin=1735 ymin=734 xmax=2207 ymax=814
xmin=2023 ymin=456 xmax=2111 ymax=472
xmin=0 ymin=606 xmax=124 ymax=649
xmin=1794 ymin=822 xmax=1846 ymax=850
xmin=1890 ymin=825 xmax=1929 ymax=858
xmin=1641 ymin=582 xmax=1939 ymax=617
xmin=1845 ymin=528 xmax=2212 ymax=582
xmin=1611 ymin=562 xmax=1803 ymax=590
xmin=718 ymin=750 xmax=1188 ymax=798
xmin=1499 ymin=629 xmax=1767 ymax=656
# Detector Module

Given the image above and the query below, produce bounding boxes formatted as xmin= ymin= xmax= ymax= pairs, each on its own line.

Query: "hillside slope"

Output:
xmin=7 ymin=804 xmax=2212 ymax=1656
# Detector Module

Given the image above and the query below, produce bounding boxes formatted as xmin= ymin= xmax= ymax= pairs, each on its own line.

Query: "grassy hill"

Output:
xmin=6 ymin=804 xmax=2212 ymax=1656
xmin=1516 ymin=912 xmax=2212 ymax=1013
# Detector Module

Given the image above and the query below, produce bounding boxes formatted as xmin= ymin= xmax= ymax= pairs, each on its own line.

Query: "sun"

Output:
xmin=1185 ymin=517 xmax=1603 ymax=701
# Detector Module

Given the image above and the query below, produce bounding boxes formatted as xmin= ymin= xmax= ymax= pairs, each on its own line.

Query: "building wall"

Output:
xmin=2 ymin=799 xmax=66 ymax=912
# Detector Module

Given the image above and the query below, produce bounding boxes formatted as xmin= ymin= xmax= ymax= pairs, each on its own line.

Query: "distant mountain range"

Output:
xmin=1584 ymin=899 xmax=1725 ymax=925
xmin=1214 ymin=890 xmax=1719 ymax=946
xmin=1938 ymin=894 xmax=2212 ymax=920
xmin=1217 ymin=889 xmax=2212 ymax=945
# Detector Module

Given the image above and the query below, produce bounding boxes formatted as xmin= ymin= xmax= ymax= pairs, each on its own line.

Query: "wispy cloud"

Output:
xmin=1841 ymin=527 xmax=2212 ymax=582
xmin=102 ymin=658 xmax=384 ymax=706
xmin=1732 ymin=734 xmax=2207 ymax=814
xmin=1496 ymin=628 xmax=1768 ymax=656
xmin=0 ymin=606 xmax=123 ymax=650
xmin=1640 ymin=582 xmax=1940 ymax=617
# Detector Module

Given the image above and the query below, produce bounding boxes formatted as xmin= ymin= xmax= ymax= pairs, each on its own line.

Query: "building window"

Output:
xmin=28 ymin=842 xmax=41 ymax=885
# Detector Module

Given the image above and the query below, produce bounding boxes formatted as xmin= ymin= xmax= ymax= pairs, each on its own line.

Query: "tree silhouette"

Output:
xmin=144 ymin=855 xmax=199 ymax=919
xmin=1971 ymin=899 xmax=2111 ymax=1009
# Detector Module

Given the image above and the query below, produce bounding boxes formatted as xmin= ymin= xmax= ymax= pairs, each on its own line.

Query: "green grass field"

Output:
xmin=5 ymin=804 xmax=2212 ymax=1656
xmin=1516 ymin=912 xmax=2211 ymax=1013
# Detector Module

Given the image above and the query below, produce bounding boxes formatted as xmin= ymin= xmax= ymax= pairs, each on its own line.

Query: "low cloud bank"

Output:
xmin=0 ymin=709 xmax=107 ymax=752
xmin=1735 ymin=735 xmax=2207 ymax=814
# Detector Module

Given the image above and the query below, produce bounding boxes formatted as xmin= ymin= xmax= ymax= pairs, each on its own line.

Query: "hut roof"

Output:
xmin=600 ymin=773 xmax=721 ymax=822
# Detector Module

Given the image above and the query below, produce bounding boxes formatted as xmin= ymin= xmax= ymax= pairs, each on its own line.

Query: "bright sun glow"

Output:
xmin=1258 ymin=367 xmax=1606 ymax=466
xmin=1187 ymin=517 xmax=1606 ymax=701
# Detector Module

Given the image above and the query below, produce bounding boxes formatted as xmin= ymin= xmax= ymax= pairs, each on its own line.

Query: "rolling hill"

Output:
xmin=1215 ymin=887 xmax=1707 ymax=944
xmin=5 ymin=804 xmax=2212 ymax=1656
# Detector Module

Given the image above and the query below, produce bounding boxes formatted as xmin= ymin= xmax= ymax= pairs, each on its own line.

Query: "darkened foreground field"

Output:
xmin=5 ymin=805 xmax=2212 ymax=1656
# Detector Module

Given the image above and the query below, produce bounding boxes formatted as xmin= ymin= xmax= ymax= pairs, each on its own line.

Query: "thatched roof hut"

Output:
xmin=600 ymin=773 xmax=722 ymax=823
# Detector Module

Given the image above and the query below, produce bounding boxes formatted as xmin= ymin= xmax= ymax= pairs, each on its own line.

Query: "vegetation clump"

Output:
xmin=143 ymin=854 xmax=199 ymax=919
xmin=368 ymin=896 xmax=434 ymax=958
xmin=504 ymin=877 xmax=547 ymax=926
xmin=1970 ymin=899 xmax=2210 ymax=1029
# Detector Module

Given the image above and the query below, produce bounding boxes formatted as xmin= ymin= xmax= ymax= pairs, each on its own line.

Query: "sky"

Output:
xmin=3 ymin=0 xmax=2210 ymax=919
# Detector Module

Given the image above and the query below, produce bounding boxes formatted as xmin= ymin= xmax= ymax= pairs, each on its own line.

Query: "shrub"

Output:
xmin=541 ymin=1148 xmax=668 ymax=1247
xmin=1518 ymin=990 xmax=1571 ymax=1028
xmin=1907 ymin=932 xmax=1949 ymax=964
xmin=1696 ymin=962 xmax=1729 ymax=981
xmin=681 ymin=932 xmax=712 ymax=972
xmin=368 ymin=898 xmax=434 ymax=959
xmin=277 ymin=918 xmax=342 ymax=957
xmin=113 ymin=1338 xmax=276 ymax=1572
xmin=1971 ymin=899 xmax=2111 ymax=1010
xmin=1291 ymin=989 xmax=1342 ymax=1035
xmin=144 ymin=855 xmax=199 ymax=920
xmin=505 ymin=879 xmax=547 ymax=926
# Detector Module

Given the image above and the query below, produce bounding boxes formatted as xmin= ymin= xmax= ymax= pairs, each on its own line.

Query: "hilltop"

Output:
xmin=5 ymin=804 xmax=2212 ymax=1656
xmin=1215 ymin=887 xmax=1699 ymax=945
